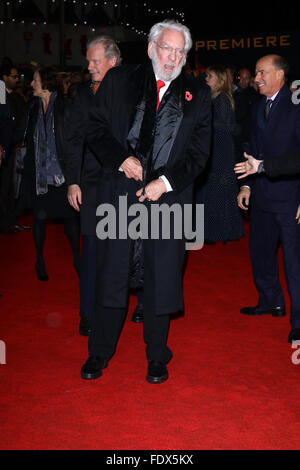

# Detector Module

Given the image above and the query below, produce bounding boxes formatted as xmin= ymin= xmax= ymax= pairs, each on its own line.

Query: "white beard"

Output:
xmin=151 ymin=47 xmax=185 ymax=82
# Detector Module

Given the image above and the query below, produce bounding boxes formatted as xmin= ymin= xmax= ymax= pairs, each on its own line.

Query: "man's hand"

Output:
xmin=67 ymin=184 xmax=82 ymax=211
xmin=234 ymin=152 xmax=262 ymax=179
xmin=237 ymin=186 xmax=251 ymax=210
xmin=121 ymin=156 xmax=143 ymax=181
xmin=136 ymin=178 xmax=167 ymax=202
xmin=296 ymin=204 xmax=300 ymax=224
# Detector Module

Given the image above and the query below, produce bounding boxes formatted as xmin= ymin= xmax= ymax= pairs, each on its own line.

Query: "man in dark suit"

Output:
xmin=80 ymin=19 xmax=211 ymax=383
xmin=237 ymin=54 xmax=300 ymax=343
xmin=0 ymin=65 xmax=19 ymax=233
xmin=65 ymin=36 xmax=121 ymax=336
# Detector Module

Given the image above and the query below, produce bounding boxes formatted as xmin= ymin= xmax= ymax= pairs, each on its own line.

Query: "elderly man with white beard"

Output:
xmin=80 ymin=20 xmax=211 ymax=384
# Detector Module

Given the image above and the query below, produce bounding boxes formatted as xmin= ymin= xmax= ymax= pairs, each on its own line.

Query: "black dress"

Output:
xmin=16 ymin=95 xmax=76 ymax=220
xmin=197 ymin=92 xmax=244 ymax=242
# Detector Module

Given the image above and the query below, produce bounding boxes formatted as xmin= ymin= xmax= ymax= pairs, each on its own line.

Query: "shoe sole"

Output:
xmin=81 ymin=369 xmax=103 ymax=380
xmin=146 ymin=373 xmax=169 ymax=384
xmin=81 ymin=361 xmax=108 ymax=380
xmin=241 ymin=311 xmax=286 ymax=317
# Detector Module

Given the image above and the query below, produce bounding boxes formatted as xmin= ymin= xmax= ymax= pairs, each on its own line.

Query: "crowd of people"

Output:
xmin=1 ymin=19 xmax=300 ymax=382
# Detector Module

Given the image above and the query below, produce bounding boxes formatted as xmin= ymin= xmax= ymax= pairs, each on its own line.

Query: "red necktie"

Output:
xmin=92 ymin=82 xmax=100 ymax=94
xmin=156 ymin=79 xmax=165 ymax=110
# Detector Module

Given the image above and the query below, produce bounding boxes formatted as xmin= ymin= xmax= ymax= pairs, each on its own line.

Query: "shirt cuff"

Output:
xmin=160 ymin=175 xmax=172 ymax=192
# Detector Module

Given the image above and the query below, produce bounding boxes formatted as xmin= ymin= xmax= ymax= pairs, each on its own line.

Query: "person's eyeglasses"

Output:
xmin=154 ymin=41 xmax=186 ymax=59
xmin=9 ymin=74 xmax=19 ymax=79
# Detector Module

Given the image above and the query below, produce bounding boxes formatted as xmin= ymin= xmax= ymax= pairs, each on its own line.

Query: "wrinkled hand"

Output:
xmin=121 ymin=156 xmax=143 ymax=181
xmin=237 ymin=186 xmax=251 ymax=210
xmin=234 ymin=152 xmax=262 ymax=179
xmin=136 ymin=178 xmax=167 ymax=202
xmin=67 ymin=184 xmax=82 ymax=211
xmin=296 ymin=204 xmax=300 ymax=224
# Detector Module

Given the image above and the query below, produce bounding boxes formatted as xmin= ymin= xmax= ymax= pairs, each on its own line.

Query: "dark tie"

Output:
xmin=264 ymin=98 xmax=273 ymax=120
xmin=156 ymin=79 xmax=166 ymax=110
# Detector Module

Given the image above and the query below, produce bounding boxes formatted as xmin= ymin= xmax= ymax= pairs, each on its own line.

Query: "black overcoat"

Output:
xmin=87 ymin=64 xmax=211 ymax=315
xmin=64 ymin=81 xmax=103 ymax=235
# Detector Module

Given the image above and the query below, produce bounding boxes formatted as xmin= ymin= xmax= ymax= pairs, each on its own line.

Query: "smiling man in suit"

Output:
xmin=80 ymin=19 xmax=211 ymax=384
xmin=237 ymin=54 xmax=300 ymax=343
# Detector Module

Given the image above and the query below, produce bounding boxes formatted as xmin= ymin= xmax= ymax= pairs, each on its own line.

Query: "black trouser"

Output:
xmin=250 ymin=205 xmax=300 ymax=328
xmin=79 ymin=235 xmax=97 ymax=321
xmin=88 ymin=304 xmax=172 ymax=364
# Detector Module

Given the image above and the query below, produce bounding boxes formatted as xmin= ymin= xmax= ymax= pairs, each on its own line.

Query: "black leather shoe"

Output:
xmin=35 ymin=262 xmax=49 ymax=281
xmin=81 ymin=356 xmax=108 ymax=380
xmin=240 ymin=305 xmax=286 ymax=317
xmin=79 ymin=318 xmax=92 ymax=336
xmin=131 ymin=304 xmax=144 ymax=323
xmin=288 ymin=328 xmax=300 ymax=343
xmin=146 ymin=360 xmax=168 ymax=384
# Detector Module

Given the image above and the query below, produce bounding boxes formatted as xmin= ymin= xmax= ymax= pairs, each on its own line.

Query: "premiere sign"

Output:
xmin=195 ymin=34 xmax=291 ymax=52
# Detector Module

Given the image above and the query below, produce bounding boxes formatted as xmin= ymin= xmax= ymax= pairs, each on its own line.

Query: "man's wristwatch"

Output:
xmin=257 ymin=161 xmax=265 ymax=174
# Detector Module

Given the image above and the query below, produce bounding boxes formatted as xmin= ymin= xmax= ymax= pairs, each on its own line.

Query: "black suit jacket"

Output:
xmin=249 ymin=84 xmax=300 ymax=213
xmin=0 ymin=91 xmax=17 ymax=152
xmin=86 ymin=64 xmax=212 ymax=314
xmin=264 ymin=148 xmax=300 ymax=178
xmin=65 ymin=81 xmax=102 ymax=235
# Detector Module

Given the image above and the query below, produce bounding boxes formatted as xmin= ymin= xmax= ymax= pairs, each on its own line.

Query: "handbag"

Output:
xmin=15 ymin=145 xmax=27 ymax=173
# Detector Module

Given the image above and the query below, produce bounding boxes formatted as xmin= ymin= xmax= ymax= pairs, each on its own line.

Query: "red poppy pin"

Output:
xmin=185 ymin=91 xmax=193 ymax=101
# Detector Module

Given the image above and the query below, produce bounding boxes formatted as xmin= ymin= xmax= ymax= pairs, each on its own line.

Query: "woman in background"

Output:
xmin=197 ymin=64 xmax=244 ymax=244
xmin=17 ymin=66 xmax=80 ymax=281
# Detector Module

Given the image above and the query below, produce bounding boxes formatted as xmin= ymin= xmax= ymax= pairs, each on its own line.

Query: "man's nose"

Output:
xmin=168 ymin=49 xmax=176 ymax=60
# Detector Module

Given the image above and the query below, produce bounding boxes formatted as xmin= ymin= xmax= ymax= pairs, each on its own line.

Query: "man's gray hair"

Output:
xmin=87 ymin=35 xmax=122 ymax=66
xmin=148 ymin=20 xmax=192 ymax=53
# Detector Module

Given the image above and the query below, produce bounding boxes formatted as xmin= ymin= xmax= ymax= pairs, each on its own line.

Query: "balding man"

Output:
xmin=237 ymin=55 xmax=300 ymax=343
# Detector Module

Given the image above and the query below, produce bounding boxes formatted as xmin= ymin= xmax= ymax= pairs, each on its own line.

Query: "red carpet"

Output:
xmin=0 ymin=216 xmax=300 ymax=450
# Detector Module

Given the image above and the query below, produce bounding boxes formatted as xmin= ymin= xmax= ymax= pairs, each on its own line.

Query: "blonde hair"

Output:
xmin=207 ymin=64 xmax=235 ymax=109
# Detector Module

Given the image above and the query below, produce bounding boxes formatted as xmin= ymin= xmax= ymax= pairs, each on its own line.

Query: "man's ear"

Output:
xmin=148 ymin=41 xmax=154 ymax=60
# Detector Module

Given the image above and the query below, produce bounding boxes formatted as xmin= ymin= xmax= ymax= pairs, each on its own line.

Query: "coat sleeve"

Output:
xmin=0 ymin=103 xmax=11 ymax=152
xmin=64 ymin=89 xmax=88 ymax=186
xmin=87 ymin=71 xmax=130 ymax=172
xmin=162 ymin=85 xmax=212 ymax=194
xmin=264 ymin=148 xmax=300 ymax=177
